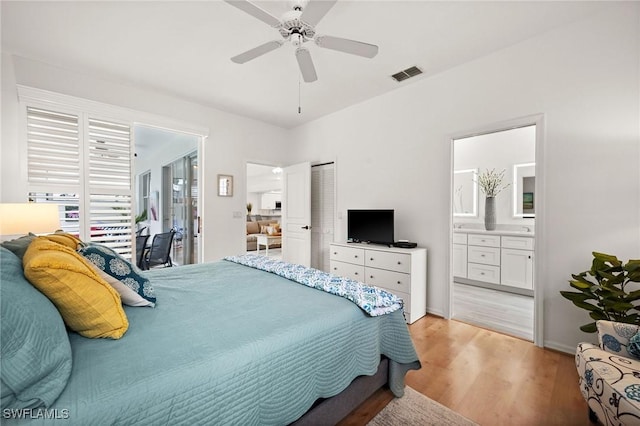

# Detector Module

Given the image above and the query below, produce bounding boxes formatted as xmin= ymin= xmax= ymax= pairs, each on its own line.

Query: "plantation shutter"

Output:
xmin=87 ymin=118 xmax=133 ymax=257
xmin=26 ymin=107 xmax=82 ymax=235
xmin=25 ymin=106 xmax=134 ymax=258
xmin=27 ymin=107 xmax=81 ymax=186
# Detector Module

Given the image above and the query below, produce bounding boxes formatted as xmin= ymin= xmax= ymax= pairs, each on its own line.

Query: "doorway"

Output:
xmin=246 ymin=163 xmax=284 ymax=258
xmin=451 ymin=121 xmax=540 ymax=342
xmin=134 ymin=125 xmax=200 ymax=266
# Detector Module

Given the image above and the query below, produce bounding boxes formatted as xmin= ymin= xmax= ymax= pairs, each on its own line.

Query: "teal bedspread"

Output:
xmin=16 ymin=260 xmax=420 ymax=425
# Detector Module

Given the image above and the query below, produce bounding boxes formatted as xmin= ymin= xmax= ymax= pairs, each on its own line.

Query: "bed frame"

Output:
xmin=291 ymin=357 xmax=389 ymax=425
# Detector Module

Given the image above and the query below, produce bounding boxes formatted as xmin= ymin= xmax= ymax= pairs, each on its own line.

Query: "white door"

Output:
xmin=282 ymin=162 xmax=311 ymax=266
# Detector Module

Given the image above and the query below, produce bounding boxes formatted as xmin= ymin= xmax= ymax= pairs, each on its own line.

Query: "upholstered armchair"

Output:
xmin=576 ymin=320 xmax=640 ymax=425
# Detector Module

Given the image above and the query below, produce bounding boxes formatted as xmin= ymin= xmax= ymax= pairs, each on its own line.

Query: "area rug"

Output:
xmin=367 ymin=387 xmax=478 ymax=426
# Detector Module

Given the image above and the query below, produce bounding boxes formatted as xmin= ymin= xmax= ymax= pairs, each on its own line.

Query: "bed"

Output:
xmin=1 ymin=242 xmax=420 ymax=425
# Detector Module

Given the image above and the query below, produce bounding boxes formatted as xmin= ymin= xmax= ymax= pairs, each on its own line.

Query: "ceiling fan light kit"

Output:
xmin=225 ymin=0 xmax=378 ymax=83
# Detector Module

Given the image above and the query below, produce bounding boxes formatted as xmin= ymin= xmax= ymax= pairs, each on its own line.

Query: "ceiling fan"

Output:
xmin=224 ymin=0 xmax=379 ymax=83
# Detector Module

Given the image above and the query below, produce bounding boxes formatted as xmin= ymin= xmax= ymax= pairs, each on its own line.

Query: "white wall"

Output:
xmin=288 ymin=4 xmax=640 ymax=352
xmin=0 ymin=54 xmax=292 ymax=261
xmin=454 ymin=125 xmax=535 ymax=227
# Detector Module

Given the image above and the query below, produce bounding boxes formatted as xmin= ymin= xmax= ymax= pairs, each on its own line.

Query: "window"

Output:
xmin=139 ymin=171 xmax=151 ymax=217
xmin=25 ymin=106 xmax=134 ymax=258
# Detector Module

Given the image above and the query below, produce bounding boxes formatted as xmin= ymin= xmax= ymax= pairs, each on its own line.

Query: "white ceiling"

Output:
xmin=2 ymin=1 xmax=611 ymax=129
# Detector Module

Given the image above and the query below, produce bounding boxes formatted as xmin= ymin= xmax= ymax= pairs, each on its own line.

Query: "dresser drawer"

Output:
xmin=501 ymin=236 xmax=534 ymax=250
xmin=330 ymin=245 xmax=364 ymax=265
xmin=392 ymin=289 xmax=411 ymax=316
xmin=453 ymin=233 xmax=467 ymax=244
xmin=467 ymin=246 xmax=500 ymax=266
xmin=365 ymin=250 xmax=411 ymax=273
xmin=467 ymin=263 xmax=500 ymax=284
xmin=467 ymin=234 xmax=501 ymax=248
xmin=330 ymin=261 xmax=365 ymax=281
xmin=365 ymin=267 xmax=411 ymax=294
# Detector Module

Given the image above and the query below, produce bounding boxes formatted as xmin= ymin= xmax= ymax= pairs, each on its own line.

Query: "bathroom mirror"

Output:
xmin=453 ymin=169 xmax=478 ymax=217
xmin=513 ymin=163 xmax=535 ymax=218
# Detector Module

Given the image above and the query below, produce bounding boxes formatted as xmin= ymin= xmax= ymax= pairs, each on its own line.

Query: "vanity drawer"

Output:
xmin=453 ymin=233 xmax=467 ymax=244
xmin=365 ymin=250 xmax=411 ymax=274
xmin=467 ymin=246 xmax=500 ymax=266
xmin=330 ymin=261 xmax=365 ymax=281
xmin=330 ymin=246 xmax=364 ymax=265
xmin=467 ymin=234 xmax=501 ymax=248
xmin=467 ymin=263 xmax=501 ymax=284
xmin=501 ymin=236 xmax=534 ymax=250
xmin=365 ymin=267 xmax=411 ymax=294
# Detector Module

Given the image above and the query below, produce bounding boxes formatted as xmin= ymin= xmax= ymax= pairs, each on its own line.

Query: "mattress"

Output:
xmin=15 ymin=260 xmax=420 ymax=425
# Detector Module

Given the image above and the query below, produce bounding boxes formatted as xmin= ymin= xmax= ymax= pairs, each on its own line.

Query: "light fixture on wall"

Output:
xmin=0 ymin=203 xmax=60 ymax=238
xmin=272 ymin=167 xmax=283 ymax=174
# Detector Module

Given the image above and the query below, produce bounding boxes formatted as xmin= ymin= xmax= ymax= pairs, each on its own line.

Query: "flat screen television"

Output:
xmin=347 ymin=209 xmax=394 ymax=246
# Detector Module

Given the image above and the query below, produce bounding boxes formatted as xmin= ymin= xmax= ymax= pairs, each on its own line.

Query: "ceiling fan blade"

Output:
xmin=231 ymin=40 xmax=284 ymax=64
xmin=295 ymin=47 xmax=318 ymax=83
xmin=300 ymin=0 xmax=338 ymax=27
xmin=315 ymin=35 xmax=378 ymax=58
xmin=224 ymin=0 xmax=282 ymax=27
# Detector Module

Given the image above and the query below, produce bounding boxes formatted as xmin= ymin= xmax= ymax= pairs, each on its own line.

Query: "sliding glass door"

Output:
xmin=163 ymin=151 xmax=198 ymax=265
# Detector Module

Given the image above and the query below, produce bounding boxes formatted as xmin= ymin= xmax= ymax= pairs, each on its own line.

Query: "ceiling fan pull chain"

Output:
xmin=298 ymin=74 xmax=302 ymax=114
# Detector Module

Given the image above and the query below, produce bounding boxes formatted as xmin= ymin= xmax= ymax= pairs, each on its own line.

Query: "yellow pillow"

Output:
xmin=23 ymin=237 xmax=128 ymax=339
xmin=43 ymin=232 xmax=82 ymax=250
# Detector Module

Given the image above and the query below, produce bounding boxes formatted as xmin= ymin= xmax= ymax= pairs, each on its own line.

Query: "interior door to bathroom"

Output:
xmin=451 ymin=123 xmax=538 ymax=342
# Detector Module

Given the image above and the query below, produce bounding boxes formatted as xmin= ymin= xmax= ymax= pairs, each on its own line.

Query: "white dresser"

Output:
xmin=453 ymin=231 xmax=534 ymax=290
xmin=329 ymin=242 xmax=427 ymax=323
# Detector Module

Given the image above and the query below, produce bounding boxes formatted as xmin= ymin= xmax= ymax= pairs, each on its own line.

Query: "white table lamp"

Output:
xmin=0 ymin=203 xmax=61 ymax=237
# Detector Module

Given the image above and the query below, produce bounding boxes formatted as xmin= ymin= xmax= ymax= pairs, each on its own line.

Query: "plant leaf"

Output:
xmin=580 ymin=322 xmax=597 ymax=333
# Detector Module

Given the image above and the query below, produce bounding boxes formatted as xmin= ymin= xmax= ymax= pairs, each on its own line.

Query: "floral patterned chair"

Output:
xmin=576 ymin=320 xmax=640 ymax=425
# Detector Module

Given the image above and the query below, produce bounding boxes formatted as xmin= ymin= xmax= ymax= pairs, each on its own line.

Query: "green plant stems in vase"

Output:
xmin=485 ymin=197 xmax=496 ymax=231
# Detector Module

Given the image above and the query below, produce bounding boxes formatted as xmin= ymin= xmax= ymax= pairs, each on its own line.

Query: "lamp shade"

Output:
xmin=0 ymin=203 xmax=60 ymax=236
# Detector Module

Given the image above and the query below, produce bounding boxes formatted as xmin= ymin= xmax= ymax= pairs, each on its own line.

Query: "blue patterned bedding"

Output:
xmin=224 ymin=254 xmax=403 ymax=316
xmin=14 ymin=260 xmax=420 ymax=425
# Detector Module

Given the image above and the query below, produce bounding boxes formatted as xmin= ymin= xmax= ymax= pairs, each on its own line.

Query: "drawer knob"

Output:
xmin=333 ymin=267 xmax=337 ymax=270
xmin=354 ymin=255 xmax=358 ymax=258
xmin=481 ymin=254 xmax=485 ymax=257
xmin=370 ymin=275 xmax=374 ymax=279
xmin=528 ymin=255 xmax=532 ymax=259
xmin=397 ymin=281 xmax=401 ymax=284
xmin=397 ymin=261 xmax=401 ymax=265
xmin=333 ymin=252 xmax=337 ymax=255
xmin=370 ymin=257 xmax=374 ymax=261
xmin=480 ymin=272 xmax=485 ymax=275
xmin=354 ymin=272 xmax=358 ymax=275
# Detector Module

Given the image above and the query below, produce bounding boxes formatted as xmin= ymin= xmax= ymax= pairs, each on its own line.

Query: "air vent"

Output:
xmin=391 ymin=66 xmax=423 ymax=82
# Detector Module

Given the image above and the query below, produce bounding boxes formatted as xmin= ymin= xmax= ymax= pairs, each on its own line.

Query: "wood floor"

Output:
xmin=339 ymin=315 xmax=588 ymax=426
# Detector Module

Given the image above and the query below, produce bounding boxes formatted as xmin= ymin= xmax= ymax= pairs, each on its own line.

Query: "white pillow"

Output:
xmin=91 ymin=266 xmax=155 ymax=307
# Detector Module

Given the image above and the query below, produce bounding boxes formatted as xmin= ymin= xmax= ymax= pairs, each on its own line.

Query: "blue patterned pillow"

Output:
xmin=629 ymin=332 xmax=640 ymax=360
xmin=78 ymin=243 xmax=156 ymax=307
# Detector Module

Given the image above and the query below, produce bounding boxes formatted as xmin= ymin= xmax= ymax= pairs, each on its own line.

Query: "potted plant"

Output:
xmin=247 ymin=202 xmax=253 ymax=214
xmin=476 ymin=168 xmax=509 ymax=230
xmin=560 ymin=252 xmax=640 ymax=332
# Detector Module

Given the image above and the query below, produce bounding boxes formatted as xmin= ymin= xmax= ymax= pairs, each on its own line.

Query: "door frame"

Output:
xmin=133 ymin=122 xmax=207 ymax=265
xmin=447 ymin=113 xmax=545 ymax=347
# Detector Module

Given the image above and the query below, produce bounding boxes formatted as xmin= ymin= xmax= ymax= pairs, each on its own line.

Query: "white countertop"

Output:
xmin=454 ymin=229 xmax=535 ymax=237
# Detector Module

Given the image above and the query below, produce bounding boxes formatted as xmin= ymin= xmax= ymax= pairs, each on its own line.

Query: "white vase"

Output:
xmin=485 ymin=197 xmax=496 ymax=231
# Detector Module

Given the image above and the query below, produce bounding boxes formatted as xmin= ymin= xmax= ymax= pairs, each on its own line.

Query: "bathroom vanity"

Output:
xmin=453 ymin=229 xmax=534 ymax=291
